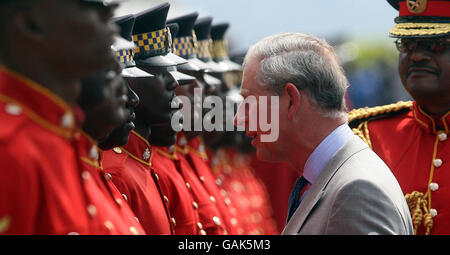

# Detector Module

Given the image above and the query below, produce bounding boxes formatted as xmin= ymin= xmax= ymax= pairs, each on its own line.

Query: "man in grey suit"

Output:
xmin=234 ymin=32 xmax=414 ymax=235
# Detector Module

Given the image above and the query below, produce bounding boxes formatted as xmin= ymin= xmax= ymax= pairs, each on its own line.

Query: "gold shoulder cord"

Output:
xmin=405 ymin=191 xmax=433 ymax=235
xmin=347 ymin=101 xmax=413 ymax=149
xmin=349 ymin=101 xmax=437 ymax=234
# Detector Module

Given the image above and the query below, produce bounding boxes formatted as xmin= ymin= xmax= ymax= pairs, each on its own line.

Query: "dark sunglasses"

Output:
xmin=395 ymin=38 xmax=450 ymax=54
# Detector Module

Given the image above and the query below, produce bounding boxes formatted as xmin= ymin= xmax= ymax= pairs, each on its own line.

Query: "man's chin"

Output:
xmin=98 ymin=123 xmax=134 ymax=150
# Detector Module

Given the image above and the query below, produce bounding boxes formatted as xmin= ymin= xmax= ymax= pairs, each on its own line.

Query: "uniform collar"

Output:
xmin=154 ymin=145 xmax=178 ymax=160
xmin=175 ymin=132 xmax=189 ymax=155
xmin=187 ymin=136 xmax=208 ymax=160
xmin=74 ymin=130 xmax=103 ymax=169
xmin=121 ymin=130 xmax=152 ymax=167
xmin=0 ymin=67 xmax=83 ymax=139
xmin=412 ymin=101 xmax=450 ymax=135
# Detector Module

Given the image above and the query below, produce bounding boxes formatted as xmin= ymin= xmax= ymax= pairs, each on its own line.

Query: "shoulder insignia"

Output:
xmin=348 ymin=101 xmax=413 ymax=124
xmin=347 ymin=101 xmax=413 ymax=148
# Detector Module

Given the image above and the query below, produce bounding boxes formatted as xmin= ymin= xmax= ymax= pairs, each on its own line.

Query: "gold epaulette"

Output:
xmin=347 ymin=101 xmax=413 ymax=148
xmin=348 ymin=101 xmax=413 ymax=123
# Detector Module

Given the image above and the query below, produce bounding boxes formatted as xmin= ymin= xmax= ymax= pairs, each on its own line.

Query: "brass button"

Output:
xmin=438 ymin=132 xmax=447 ymax=142
xmin=81 ymin=171 xmax=90 ymax=181
xmin=209 ymin=196 xmax=216 ymax=203
xmin=186 ymin=182 xmax=191 ymax=190
xmin=60 ymin=112 xmax=74 ymax=128
xmin=129 ymin=226 xmax=139 ymax=235
xmin=430 ymin=182 xmax=439 ymax=191
xmin=5 ymin=104 xmax=21 ymax=115
xmin=164 ymin=195 xmax=169 ymax=204
xmin=113 ymin=147 xmax=122 ymax=154
xmin=192 ymin=201 xmax=199 ymax=210
xmin=212 ymin=216 xmax=221 ymax=226
xmin=87 ymin=204 xmax=97 ymax=217
xmin=104 ymin=173 xmax=113 ymax=181
xmin=199 ymin=176 xmax=205 ymax=183
xmin=430 ymin=209 xmax=438 ymax=217
xmin=171 ymin=217 xmax=176 ymax=226
xmin=122 ymin=194 xmax=128 ymax=201
xmin=433 ymin=159 xmax=443 ymax=168
xmin=115 ymin=198 xmax=123 ymax=206
xmin=104 ymin=221 xmax=114 ymax=232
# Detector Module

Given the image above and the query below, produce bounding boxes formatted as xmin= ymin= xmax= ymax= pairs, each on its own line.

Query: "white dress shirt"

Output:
xmin=303 ymin=123 xmax=355 ymax=184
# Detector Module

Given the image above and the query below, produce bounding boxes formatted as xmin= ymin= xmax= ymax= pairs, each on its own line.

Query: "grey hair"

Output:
xmin=244 ymin=32 xmax=349 ymax=119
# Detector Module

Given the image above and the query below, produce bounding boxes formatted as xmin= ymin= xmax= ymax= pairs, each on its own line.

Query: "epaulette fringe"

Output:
xmin=347 ymin=101 xmax=413 ymax=148
xmin=347 ymin=101 xmax=413 ymax=123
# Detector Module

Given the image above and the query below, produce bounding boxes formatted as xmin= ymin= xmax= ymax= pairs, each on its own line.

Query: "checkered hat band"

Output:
xmin=116 ymin=49 xmax=134 ymax=64
xmin=212 ymin=40 xmax=229 ymax=59
xmin=173 ymin=36 xmax=196 ymax=57
xmin=197 ymin=39 xmax=212 ymax=59
xmin=132 ymin=28 xmax=170 ymax=58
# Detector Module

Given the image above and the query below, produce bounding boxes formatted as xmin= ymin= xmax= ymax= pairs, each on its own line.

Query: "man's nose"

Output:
xmin=409 ymin=45 xmax=433 ymax=63
xmin=127 ymin=85 xmax=139 ymax=108
xmin=166 ymin=72 xmax=179 ymax=91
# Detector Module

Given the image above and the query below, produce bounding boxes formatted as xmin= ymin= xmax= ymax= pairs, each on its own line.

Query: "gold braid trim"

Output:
xmin=347 ymin=101 xmax=413 ymax=123
xmin=390 ymin=23 xmax=450 ymax=37
xmin=348 ymin=101 xmax=413 ymax=147
xmin=405 ymin=191 xmax=433 ymax=235
xmin=351 ymin=121 xmax=372 ymax=148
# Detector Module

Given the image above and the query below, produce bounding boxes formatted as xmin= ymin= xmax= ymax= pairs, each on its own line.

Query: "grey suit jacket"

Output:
xmin=282 ymin=136 xmax=414 ymax=235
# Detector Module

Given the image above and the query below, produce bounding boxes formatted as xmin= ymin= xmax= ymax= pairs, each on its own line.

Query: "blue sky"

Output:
xmin=116 ymin=0 xmax=399 ymax=53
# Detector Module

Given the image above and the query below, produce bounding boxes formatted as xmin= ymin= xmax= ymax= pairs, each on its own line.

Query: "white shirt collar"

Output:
xmin=303 ymin=123 xmax=354 ymax=184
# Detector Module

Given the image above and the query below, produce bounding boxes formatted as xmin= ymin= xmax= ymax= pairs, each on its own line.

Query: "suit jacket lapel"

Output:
xmin=282 ymin=136 xmax=368 ymax=234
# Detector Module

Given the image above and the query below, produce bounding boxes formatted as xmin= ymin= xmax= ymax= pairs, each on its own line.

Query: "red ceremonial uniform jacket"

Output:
xmin=249 ymin=156 xmax=297 ymax=233
xmin=74 ymin=132 xmax=145 ymax=235
xmin=351 ymin=101 xmax=450 ymax=235
xmin=102 ymin=130 xmax=173 ymax=235
xmin=210 ymin=147 xmax=278 ymax=235
xmin=151 ymin=145 xmax=204 ymax=235
xmin=174 ymin=134 xmax=227 ymax=235
xmin=0 ymin=67 xmax=143 ymax=234
xmin=182 ymin=136 xmax=244 ymax=235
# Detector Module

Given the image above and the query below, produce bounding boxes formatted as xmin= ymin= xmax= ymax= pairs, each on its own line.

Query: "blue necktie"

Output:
xmin=286 ymin=176 xmax=309 ymax=224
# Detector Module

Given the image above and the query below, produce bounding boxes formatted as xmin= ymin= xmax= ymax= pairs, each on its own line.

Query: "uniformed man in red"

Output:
xmin=209 ymin=134 xmax=279 ymax=235
xmin=77 ymin=58 xmax=145 ymax=234
xmin=147 ymin=20 xmax=205 ymax=235
xmin=168 ymin=12 xmax=244 ymax=235
xmin=0 ymin=0 xmax=127 ymax=235
xmin=100 ymin=8 xmax=190 ymax=235
xmin=348 ymin=0 xmax=450 ymax=235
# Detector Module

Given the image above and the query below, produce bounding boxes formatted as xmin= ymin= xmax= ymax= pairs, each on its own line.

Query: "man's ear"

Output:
xmin=13 ymin=7 xmax=46 ymax=43
xmin=284 ymin=83 xmax=300 ymax=120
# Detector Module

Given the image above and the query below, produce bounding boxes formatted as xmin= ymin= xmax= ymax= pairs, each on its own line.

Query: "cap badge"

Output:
xmin=407 ymin=0 xmax=427 ymax=14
